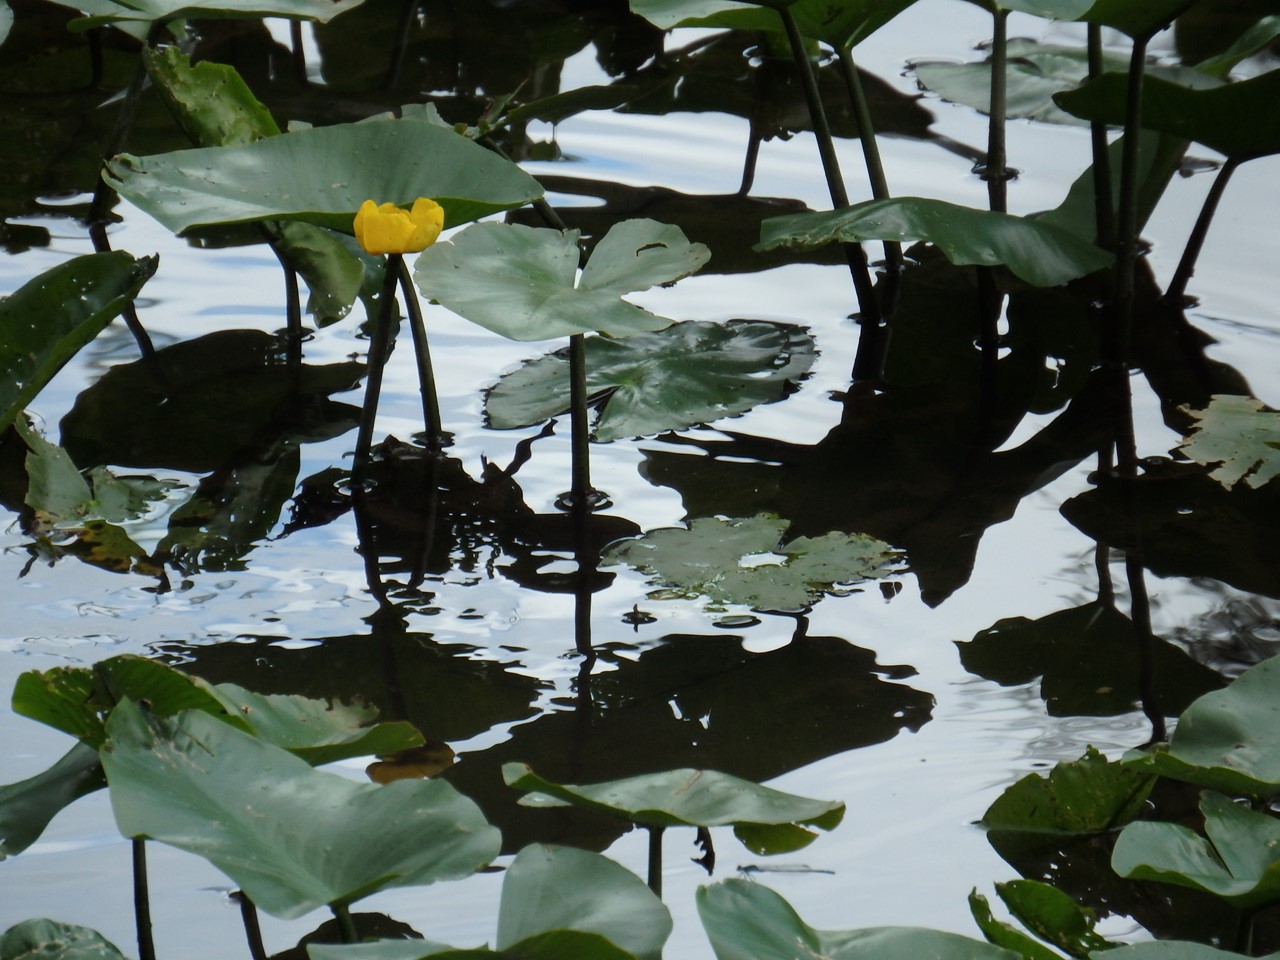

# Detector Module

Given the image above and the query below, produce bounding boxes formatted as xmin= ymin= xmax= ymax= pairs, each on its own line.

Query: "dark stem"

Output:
xmin=647 ymin=825 xmax=665 ymax=897
xmin=281 ymin=260 xmax=303 ymax=377
xmin=88 ymin=221 xmax=162 ymax=368
xmin=568 ymin=333 xmax=595 ymax=506
xmin=333 ymin=903 xmax=358 ymax=944
xmin=976 ymin=266 xmax=1002 ymax=430
xmin=837 ymin=45 xmax=901 ymax=276
xmin=1110 ymin=35 xmax=1150 ymax=365
xmin=289 ymin=20 xmax=308 ymax=86
xmin=132 ymin=839 xmax=157 ymax=960
xmin=397 ymin=257 xmax=445 ymax=451
xmin=383 ymin=0 xmax=421 ymax=90
xmin=1086 ymin=24 xmax=1115 ymax=248
xmin=984 ymin=10 xmax=1010 ymax=214
xmin=1234 ymin=906 xmax=1257 ymax=956
xmin=1164 ymin=158 xmax=1239 ymax=306
xmin=353 ymin=256 xmax=403 ymax=484
xmin=1095 ymin=443 xmax=1115 ymax=605
xmin=738 ymin=123 xmax=763 ymax=196
xmin=235 ymin=892 xmax=268 ymax=960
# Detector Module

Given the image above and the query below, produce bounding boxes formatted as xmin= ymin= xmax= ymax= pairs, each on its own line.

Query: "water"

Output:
xmin=2 ymin=2 xmax=1278 ymax=956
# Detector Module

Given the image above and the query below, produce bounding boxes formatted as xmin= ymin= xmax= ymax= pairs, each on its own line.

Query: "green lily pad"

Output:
xmin=0 ymin=252 xmax=156 ymax=433
xmin=414 ymin=219 xmax=709 ymax=341
xmin=0 ymin=1 xmax=12 ymax=47
xmin=102 ymin=700 xmax=499 ymax=919
xmin=1112 ymin=790 xmax=1280 ymax=910
xmin=1129 ymin=655 xmax=1280 ymax=798
xmin=0 ymin=743 xmax=105 ymax=860
xmin=484 ymin=321 xmax=815 ymax=441
xmin=1055 ymin=70 xmax=1280 ymax=161
xmin=105 ymin=117 xmax=543 ymax=236
xmin=144 ymin=44 xmax=280 ymax=147
xmin=0 ymin=918 xmax=128 ymax=960
xmin=982 ymin=747 xmax=1154 ymax=836
xmin=697 ymin=879 xmax=1021 ymax=960
xmin=968 ymin=889 xmax=1063 ymax=960
xmin=504 ymin=764 xmax=843 ymax=854
xmin=1175 ymin=395 xmax=1280 ymax=490
xmin=602 ymin=514 xmax=902 ymax=613
xmin=629 ymin=0 xmax=918 ymax=49
xmin=993 ymin=879 xmax=1115 ymax=958
xmin=758 ymin=199 xmax=1113 ymax=287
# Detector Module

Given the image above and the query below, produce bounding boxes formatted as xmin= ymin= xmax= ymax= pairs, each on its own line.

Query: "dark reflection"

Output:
xmin=442 ymin=629 xmax=933 ymax=853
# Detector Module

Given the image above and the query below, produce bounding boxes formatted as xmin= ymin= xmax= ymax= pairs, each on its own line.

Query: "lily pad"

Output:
xmin=697 ymin=879 xmax=1021 ymax=960
xmin=1175 ymin=395 xmax=1280 ymax=490
xmin=993 ymin=879 xmax=1115 ymax=957
xmin=504 ymin=764 xmax=843 ymax=854
xmin=1112 ymin=790 xmax=1280 ymax=910
xmin=102 ymin=700 xmax=499 ymax=919
xmin=0 ymin=743 xmax=105 ymax=859
xmin=968 ymin=889 xmax=1063 ymax=960
xmin=602 ymin=514 xmax=901 ymax=613
xmin=758 ymin=198 xmax=1113 ymax=287
xmin=629 ymin=0 xmax=919 ymax=49
xmin=0 ymin=252 xmax=156 ymax=433
xmin=1056 ymin=70 xmax=1280 ymax=161
xmin=484 ymin=321 xmax=815 ymax=441
xmin=105 ymin=117 xmax=543 ymax=236
xmin=0 ymin=918 xmax=128 ymax=960
xmin=414 ymin=219 xmax=709 ymax=341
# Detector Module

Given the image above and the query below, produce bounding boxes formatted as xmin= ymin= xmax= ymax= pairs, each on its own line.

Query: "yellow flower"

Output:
xmin=353 ymin=197 xmax=445 ymax=255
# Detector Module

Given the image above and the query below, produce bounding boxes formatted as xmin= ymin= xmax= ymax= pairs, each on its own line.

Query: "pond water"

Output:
xmin=2 ymin=1 xmax=1280 ymax=957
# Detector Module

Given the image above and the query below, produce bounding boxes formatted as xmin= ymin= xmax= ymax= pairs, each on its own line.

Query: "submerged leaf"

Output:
xmin=602 ymin=514 xmax=901 ymax=612
xmin=1176 ymin=395 xmax=1280 ymax=490
xmin=484 ymin=320 xmax=814 ymax=440
xmin=414 ymin=219 xmax=709 ymax=341
xmin=759 ymin=199 xmax=1112 ymax=287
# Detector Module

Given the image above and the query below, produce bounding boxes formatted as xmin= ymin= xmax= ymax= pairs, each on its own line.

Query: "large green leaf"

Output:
xmin=50 ymin=0 xmax=364 ymax=31
xmin=0 ymin=743 xmax=105 ymax=860
xmin=629 ymin=0 xmax=919 ymax=49
xmin=1175 ymin=395 xmax=1280 ymax=490
xmin=1129 ymin=655 xmax=1280 ymax=798
xmin=105 ymin=118 xmax=543 ymax=236
xmin=0 ymin=919 xmax=128 ymax=960
xmin=484 ymin=321 xmax=815 ymax=441
xmin=697 ymin=879 xmax=1021 ymax=960
xmin=414 ymin=219 xmax=708 ymax=341
xmin=602 ymin=514 xmax=902 ymax=613
xmin=981 ymin=747 xmax=1154 ymax=836
xmin=994 ymin=880 xmax=1114 ymax=958
xmin=1073 ymin=0 xmax=1203 ymax=38
xmin=758 ymin=199 xmax=1113 ymax=287
xmin=143 ymin=45 xmax=280 ymax=147
xmin=968 ymin=890 xmax=1063 ymax=960
xmin=1112 ymin=791 xmax=1280 ymax=910
xmin=0 ymin=252 xmax=156 ymax=433
xmin=1055 ymin=71 xmax=1280 ymax=161
xmin=102 ymin=700 xmax=499 ymax=919
xmin=504 ymin=764 xmax=843 ymax=853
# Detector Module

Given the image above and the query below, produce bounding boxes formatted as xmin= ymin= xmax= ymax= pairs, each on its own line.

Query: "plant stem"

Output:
xmin=568 ymin=332 xmax=595 ymax=506
xmin=1110 ymin=34 xmax=1149 ymax=365
xmin=235 ymin=892 xmax=268 ymax=960
xmin=1164 ymin=158 xmax=1239 ymax=306
xmin=353 ymin=255 xmax=402 ymax=484
xmin=647 ymin=825 xmax=665 ymax=898
xmin=984 ymin=10 xmax=1010 ymax=214
xmin=397 ymin=257 xmax=445 ymax=451
xmin=333 ymin=903 xmax=358 ymax=944
xmin=1086 ymin=24 xmax=1115 ymax=248
xmin=132 ymin=839 xmax=157 ymax=960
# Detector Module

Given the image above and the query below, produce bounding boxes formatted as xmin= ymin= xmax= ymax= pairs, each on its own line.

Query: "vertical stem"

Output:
xmin=89 ymin=222 xmax=162 ymax=367
xmin=383 ymin=0 xmax=421 ymax=90
xmin=1164 ymin=158 xmax=1239 ymax=306
xmin=647 ymin=825 xmax=665 ymax=897
xmin=1086 ymin=24 xmax=1115 ymax=248
xmin=353 ymin=256 xmax=402 ymax=483
xmin=568 ymin=333 xmax=595 ymax=506
xmin=397 ymin=258 xmax=445 ymax=451
xmin=235 ymin=892 xmax=268 ymax=960
xmin=984 ymin=10 xmax=1010 ymax=214
xmin=836 ymin=45 xmax=901 ymax=274
xmin=282 ymin=262 xmax=303 ymax=378
xmin=289 ymin=20 xmax=308 ymax=86
xmin=132 ymin=839 xmax=157 ymax=960
xmin=333 ymin=903 xmax=358 ymax=944
xmin=1111 ymin=35 xmax=1150 ymax=365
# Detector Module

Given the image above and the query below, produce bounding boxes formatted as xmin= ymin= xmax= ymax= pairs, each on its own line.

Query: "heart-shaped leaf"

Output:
xmin=105 ymin=118 xmax=542 ymax=236
xmin=484 ymin=320 xmax=815 ymax=441
xmin=414 ymin=219 xmax=708 ymax=341
xmin=0 ymin=252 xmax=156 ymax=433
xmin=759 ymin=199 xmax=1113 ymax=287
xmin=102 ymin=700 xmax=499 ymax=919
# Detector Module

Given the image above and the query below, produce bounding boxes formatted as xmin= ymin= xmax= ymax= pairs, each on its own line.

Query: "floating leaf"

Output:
xmin=0 ymin=918 xmax=128 ymax=960
xmin=1175 ymin=395 xmax=1280 ymax=490
xmin=968 ymin=889 xmax=1062 ymax=960
xmin=105 ymin=118 xmax=543 ymax=236
xmin=602 ymin=514 xmax=901 ymax=612
xmin=0 ymin=252 xmax=156 ymax=433
xmin=484 ymin=321 xmax=814 ymax=440
xmin=982 ymin=747 xmax=1154 ymax=836
xmin=1112 ymin=791 xmax=1280 ymax=910
xmin=697 ymin=879 xmax=1020 ymax=960
xmin=0 ymin=743 xmax=105 ymax=859
xmin=758 ymin=199 xmax=1113 ymax=287
xmin=629 ymin=0 xmax=918 ymax=49
xmin=504 ymin=764 xmax=843 ymax=854
xmin=414 ymin=219 xmax=709 ymax=341
xmin=102 ymin=700 xmax=499 ymax=919
xmin=1056 ymin=71 xmax=1280 ymax=161
xmin=1130 ymin=655 xmax=1280 ymax=798
xmin=994 ymin=880 xmax=1114 ymax=958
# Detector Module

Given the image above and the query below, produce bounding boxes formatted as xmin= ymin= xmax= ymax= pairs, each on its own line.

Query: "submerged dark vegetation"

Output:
xmin=2 ymin=0 xmax=1280 ymax=957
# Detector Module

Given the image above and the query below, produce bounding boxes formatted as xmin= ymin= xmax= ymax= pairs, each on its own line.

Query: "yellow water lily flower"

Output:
xmin=353 ymin=197 xmax=445 ymax=255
